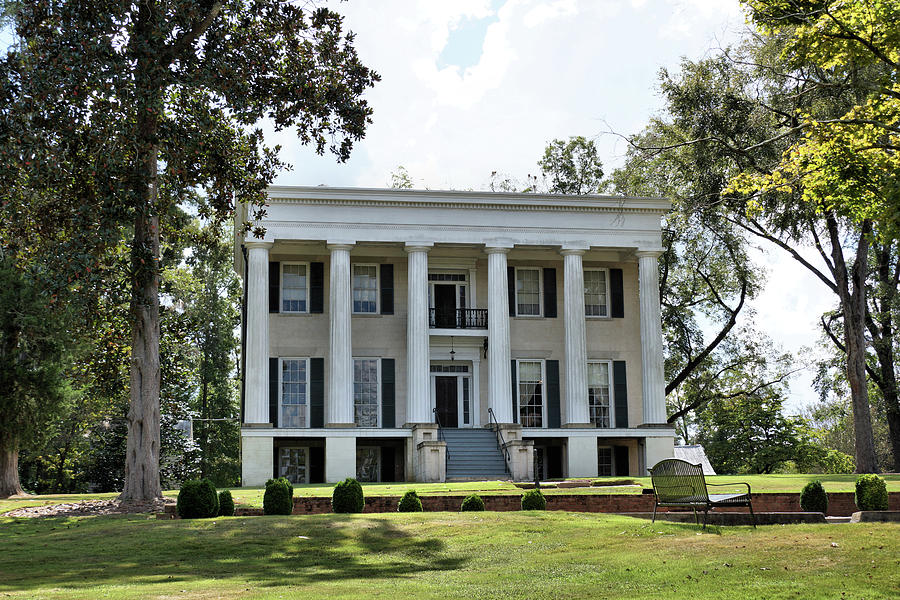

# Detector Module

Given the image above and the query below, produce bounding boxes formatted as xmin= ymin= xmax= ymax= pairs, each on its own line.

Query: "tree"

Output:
xmin=0 ymin=258 xmax=75 ymax=497
xmin=0 ymin=1 xmax=379 ymax=500
xmin=538 ymin=136 xmax=605 ymax=195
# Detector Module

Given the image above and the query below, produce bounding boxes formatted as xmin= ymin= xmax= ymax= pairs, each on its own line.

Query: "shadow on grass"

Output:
xmin=0 ymin=513 xmax=468 ymax=594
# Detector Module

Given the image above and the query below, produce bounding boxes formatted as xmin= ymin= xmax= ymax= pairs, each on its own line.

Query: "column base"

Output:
xmin=636 ymin=423 xmax=675 ymax=429
xmin=644 ymin=436 xmax=675 ymax=474
xmin=566 ymin=435 xmax=598 ymax=478
xmin=326 ymin=423 xmax=356 ymax=428
xmin=325 ymin=436 xmax=357 ymax=482
xmin=241 ymin=436 xmax=273 ymax=486
xmin=562 ymin=422 xmax=592 ymax=428
xmin=243 ymin=422 xmax=273 ymax=428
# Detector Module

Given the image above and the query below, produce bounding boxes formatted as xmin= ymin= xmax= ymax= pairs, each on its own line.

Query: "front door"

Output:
xmin=434 ymin=284 xmax=457 ymax=328
xmin=435 ymin=376 xmax=459 ymax=427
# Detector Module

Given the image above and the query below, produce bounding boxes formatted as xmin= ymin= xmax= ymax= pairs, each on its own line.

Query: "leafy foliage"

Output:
xmin=460 ymin=494 xmax=485 ymax=512
xmin=855 ymin=474 xmax=889 ymax=511
xmin=332 ymin=478 xmax=365 ymax=514
xmin=397 ymin=490 xmax=423 ymax=512
xmin=799 ymin=480 xmax=828 ymax=513
xmin=176 ymin=479 xmax=219 ymax=519
xmin=263 ymin=477 xmax=294 ymax=516
xmin=520 ymin=489 xmax=546 ymax=511
xmin=538 ymin=136 xmax=604 ymax=195
xmin=217 ymin=489 xmax=235 ymax=517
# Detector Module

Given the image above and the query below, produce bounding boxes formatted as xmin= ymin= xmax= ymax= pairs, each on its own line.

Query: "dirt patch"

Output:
xmin=4 ymin=498 xmax=176 ymax=518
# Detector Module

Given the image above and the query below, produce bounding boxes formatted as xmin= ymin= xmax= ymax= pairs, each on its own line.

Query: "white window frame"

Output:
xmin=353 ymin=357 xmax=381 ymax=428
xmin=281 ymin=262 xmax=310 ymax=314
xmin=587 ymin=360 xmax=614 ymax=428
xmin=516 ymin=359 xmax=547 ymax=427
xmin=583 ymin=267 xmax=610 ymax=318
xmin=598 ymin=446 xmax=614 ymax=476
xmin=352 ymin=263 xmax=379 ymax=314
xmin=278 ymin=446 xmax=310 ymax=484
xmin=514 ymin=267 xmax=543 ymax=317
xmin=279 ymin=357 xmax=310 ymax=428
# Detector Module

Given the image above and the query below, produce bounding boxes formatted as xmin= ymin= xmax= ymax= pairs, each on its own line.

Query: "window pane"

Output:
xmin=598 ymin=447 xmax=613 ymax=476
xmin=584 ymin=270 xmax=608 ymax=317
xmin=281 ymin=359 xmax=307 ymax=427
xmin=353 ymin=265 xmax=378 ymax=313
xmin=282 ymin=264 xmax=308 ymax=312
xmin=353 ymin=359 xmax=379 ymax=427
xmin=518 ymin=361 xmax=543 ymax=427
xmin=516 ymin=269 xmax=541 ymax=316
xmin=279 ymin=447 xmax=308 ymax=484
xmin=356 ymin=447 xmax=379 ymax=482
xmin=588 ymin=362 xmax=610 ymax=428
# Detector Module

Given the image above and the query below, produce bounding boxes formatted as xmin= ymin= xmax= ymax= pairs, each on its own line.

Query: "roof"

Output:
xmin=673 ymin=445 xmax=716 ymax=475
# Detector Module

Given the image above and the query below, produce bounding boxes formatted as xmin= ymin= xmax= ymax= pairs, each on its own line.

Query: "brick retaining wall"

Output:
xmin=224 ymin=491 xmax=900 ymax=517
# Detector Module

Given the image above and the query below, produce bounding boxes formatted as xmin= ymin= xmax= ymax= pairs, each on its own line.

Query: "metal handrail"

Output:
xmin=487 ymin=407 xmax=512 ymax=476
xmin=428 ymin=308 xmax=488 ymax=329
xmin=433 ymin=407 xmax=449 ymax=466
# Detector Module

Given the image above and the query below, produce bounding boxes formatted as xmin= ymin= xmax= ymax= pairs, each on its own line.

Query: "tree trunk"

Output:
xmin=828 ymin=216 xmax=878 ymax=473
xmin=868 ymin=240 xmax=900 ymax=471
xmin=0 ymin=431 xmax=24 ymax=498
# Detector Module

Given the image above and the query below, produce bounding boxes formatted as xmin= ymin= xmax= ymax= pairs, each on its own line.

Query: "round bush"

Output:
xmin=398 ymin=489 xmax=423 ymax=512
xmin=177 ymin=479 xmax=218 ymax=519
xmin=332 ymin=478 xmax=365 ymax=513
xmin=460 ymin=493 xmax=485 ymax=512
xmin=521 ymin=488 xmax=546 ymax=511
xmin=799 ymin=480 xmax=828 ymax=513
xmin=855 ymin=474 xmax=889 ymax=511
xmin=263 ymin=477 xmax=294 ymax=515
xmin=218 ymin=489 xmax=235 ymax=517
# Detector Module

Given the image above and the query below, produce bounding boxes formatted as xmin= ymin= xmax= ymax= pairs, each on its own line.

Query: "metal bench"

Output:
xmin=649 ymin=458 xmax=756 ymax=528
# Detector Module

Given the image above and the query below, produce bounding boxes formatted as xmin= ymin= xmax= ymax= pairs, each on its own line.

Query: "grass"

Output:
xmin=3 ymin=474 xmax=898 ymax=513
xmin=0 ymin=511 xmax=897 ymax=599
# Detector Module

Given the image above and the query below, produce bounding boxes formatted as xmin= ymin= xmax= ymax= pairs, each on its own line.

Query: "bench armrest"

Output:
xmin=706 ymin=481 xmax=751 ymax=495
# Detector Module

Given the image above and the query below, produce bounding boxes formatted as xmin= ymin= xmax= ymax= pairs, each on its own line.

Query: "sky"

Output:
xmin=265 ymin=0 xmax=835 ymax=412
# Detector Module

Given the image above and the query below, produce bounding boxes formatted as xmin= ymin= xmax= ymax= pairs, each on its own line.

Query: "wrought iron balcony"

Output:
xmin=428 ymin=308 xmax=488 ymax=329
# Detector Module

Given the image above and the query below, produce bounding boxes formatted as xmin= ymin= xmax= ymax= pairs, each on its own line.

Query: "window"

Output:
xmin=584 ymin=269 xmax=609 ymax=317
xmin=598 ymin=447 xmax=613 ymax=476
xmin=515 ymin=268 xmax=541 ymax=316
xmin=352 ymin=264 xmax=378 ymax=313
xmin=353 ymin=358 xmax=379 ymax=427
xmin=588 ymin=361 xmax=612 ymax=428
xmin=518 ymin=360 xmax=544 ymax=427
xmin=282 ymin=263 xmax=308 ymax=313
xmin=280 ymin=358 xmax=308 ymax=427
xmin=278 ymin=447 xmax=308 ymax=484
xmin=356 ymin=447 xmax=380 ymax=482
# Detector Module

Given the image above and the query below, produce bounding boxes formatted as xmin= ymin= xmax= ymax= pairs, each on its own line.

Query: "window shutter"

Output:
xmin=610 ymin=268 xmax=624 ymax=318
xmin=309 ymin=262 xmax=324 ymax=313
xmin=309 ymin=446 xmax=325 ymax=483
xmin=546 ymin=359 xmax=560 ymax=428
xmin=613 ymin=360 xmax=628 ymax=428
xmin=269 ymin=357 xmax=279 ymax=427
xmin=614 ymin=445 xmax=629 ymax=477
xmin=507 ymin=266 xmax=516 ymax=316
xmin=268 ymin=262 xmax=280 ymax=313
xmin=381 ymin=358 xmax=395 ymax=428
xmin=310 ymin=357 xmax=324 ymax=428
xmin=380 ymin=264 xmax=394 ymax=315
xmin=543 ymin=268 xmax=557 ymax=318
xmin=510 ymin=359 xmax=518 ymax=424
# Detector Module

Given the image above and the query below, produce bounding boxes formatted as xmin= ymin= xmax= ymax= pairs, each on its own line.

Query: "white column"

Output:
xmin=486 ymin=246 xmax=513 ymax=423
xmin=562 ymin=248 xmax=590 ymax=425
xmin=637 ymin=250 xmax=667 ymax=424
xmin=406 ymin=243 xmax=432 ymax=424
xmin=327 ymin=242 xmax=355 ymax=426
xmin=245 ymin=241 xmax=273 ymax=424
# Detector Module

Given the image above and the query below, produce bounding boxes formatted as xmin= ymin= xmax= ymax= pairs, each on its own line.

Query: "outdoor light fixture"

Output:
xmin=482 ymin=338 xmax=488 ymax=358
xmin=449 ymin=336 xmax=456 ymax=361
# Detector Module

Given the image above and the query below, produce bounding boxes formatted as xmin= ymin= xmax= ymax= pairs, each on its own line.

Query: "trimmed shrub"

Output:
xmin=218 ymin=489 xmax=235 ymax=516
xmin=799 ymin=480 xmax=828 ymax=513
xmin=460 ymin=493 xmax=484 ymax=512
xmin=263 ymin=477 xmax=294 ymax=515
xmin=177 ymin=479 xmax=218 ymax=519
xmin=332 ymin=478 xmax=365 ymax=513
xmin=855 ymin=474 xmax=889 ymax=511
xmin=398 ymin=490 xmax=424 ymax=512
xmin=521 ymin=488 xmax=546 ymax=511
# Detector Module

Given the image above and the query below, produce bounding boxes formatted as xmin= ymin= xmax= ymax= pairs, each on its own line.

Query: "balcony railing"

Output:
xmin=428 ymin=308 xmax=488 ymax=329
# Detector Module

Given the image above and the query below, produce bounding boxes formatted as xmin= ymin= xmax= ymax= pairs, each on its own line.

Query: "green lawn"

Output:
xmin=0 ymin=511 xmax=896 ymax=599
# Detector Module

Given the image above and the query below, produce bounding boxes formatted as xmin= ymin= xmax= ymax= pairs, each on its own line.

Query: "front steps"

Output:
xmin=442 ymin=428 xmax=510 ymax=481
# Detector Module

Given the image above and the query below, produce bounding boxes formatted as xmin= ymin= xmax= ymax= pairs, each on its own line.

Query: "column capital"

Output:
xmin=404 ymin=242 xmax=434 ymax=253
xmin=326 ymin=241 xmax=355 ymax=252
xmin=484 ymin=245 xmax=512 ymax=255
xmin=560 ymin=248 xmax=587 ymax=257
xmin=244 ymin=240 xmax=274 ymax=250
xmin=635 ymin=249 xmax=665 ymax=259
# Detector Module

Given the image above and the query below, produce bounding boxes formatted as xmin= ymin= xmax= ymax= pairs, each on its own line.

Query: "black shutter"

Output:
xmin=613 ymin=360 xmax=628 ymax=428
xmin=543 ymin=268 xmax=557 ymax=318
xmin=309 ymin=446 xmax=325 ymax=483
xmin=269 ymin=357 xmax=279 ymax=427
xmin=610 ymin=268 xmax=624 ymax=318
xmin=510 ymin=359 xmax=518 ymax=424
xmin=507 ymin=266 xmax=516 ymax=316
xmin=310 ymin=358 xmax=324 ymax=428
xmin=269 ymin=262 xmax=280 ymax=313
xmin=380 ymin=264 xmax=394 ymax=315
xmin=273 ymin=444 xmax=279 ymax=480
xmin=381 ymin=447 xmax=396 ymax=482
xmin=381 ymin=358 xmax=395 ymax=428
xmin=614 ymin=445 xmax=630 ymax=477
xmin=309 ymin=262 xmax=324 ymax=313
xmin=546 ymin=359 xmax=560 ymax=428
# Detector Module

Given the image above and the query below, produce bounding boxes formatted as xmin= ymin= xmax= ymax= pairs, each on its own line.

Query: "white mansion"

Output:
xmin=236 ymin=186 xmax=674 ymax=485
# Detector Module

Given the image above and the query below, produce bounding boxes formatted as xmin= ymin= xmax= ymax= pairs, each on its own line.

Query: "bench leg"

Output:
xmin=652 ymin=502 xmax=658 ymax=524
xmin=702 ymin=509 xmax=708 ymax=530
xmin=692 ymin=507 xmax=698 ymax=527
xmin=748 ymin=502 xmax=757 ymax=529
